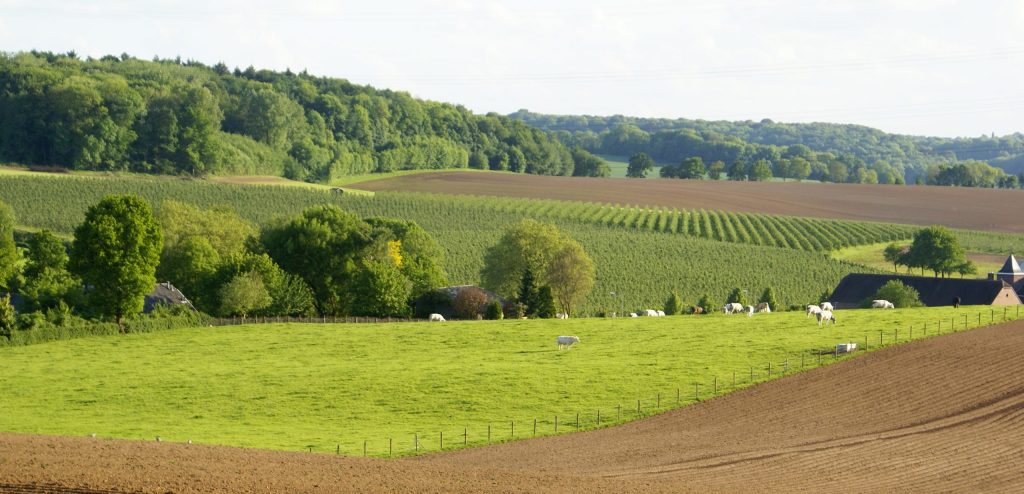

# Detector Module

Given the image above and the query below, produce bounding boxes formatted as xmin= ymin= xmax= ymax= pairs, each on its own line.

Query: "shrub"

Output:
xmin=453 ymin=286 xmax=488 ymax=319
xmin=758 ymin=287 xmax=779 ymax=311
xmin=868 ymin=280 xmax=923 ymax=308
xmin=535 ymin=286 xmax=556 ymax=318
xmin=726 ymin=287 xmax=746 ymax=305
xmin=664 ymin=291 xmax=683 ymax=315
xmin=483 ymin=301 xmax=504 ymax=320
xmin=697 ymin=294 xmax=713 ymax=314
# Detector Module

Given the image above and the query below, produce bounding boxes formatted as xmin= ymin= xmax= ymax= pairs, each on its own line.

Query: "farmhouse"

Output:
xmin=143 ymin=282 xmax=197 ymax=313
xmin=989 ymin=254 xmax=1024 ymax=295
xmin=829 ymin=272 xmax=1022 ymax=309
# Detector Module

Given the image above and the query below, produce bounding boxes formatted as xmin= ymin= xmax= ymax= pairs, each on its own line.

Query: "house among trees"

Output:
xmin=830 ymin=263 xmax=1023 ymax=309
xmin=143 ymin=282 xmax=196 ymax=313
xmin=414 ymin=285 xmax=505 ymax=320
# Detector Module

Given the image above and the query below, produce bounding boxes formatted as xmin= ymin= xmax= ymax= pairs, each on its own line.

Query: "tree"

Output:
xmin=883 ymin=243 xmax=907 ymax=273
xmin=484 ymin=300 xmax=504 ymax=320
xmin=453 ymin=286 xmax=488 ymax=319
xmin=956 ymin=260 xmax=978 ymax=278
xmin=352 ymin=259 xmax=412 ymax=317
xmin=707 ymin=160 xmax=725 ymax=180
xmin=727 ymin=160 xmax=746 ymax=181
xmin=260 ymin=205 xmax=371 ymax=315
xmin=758 ymin=287 xmax=778 ymax=311
xmin=517 ymin=268 xmax=539 ymax=317
xmin=747 ymin=159 xmax=773 ymax=181
xmin=20 ymin=230 xmax=80 ymax=312
xmin=69 ymin=195 xmax=163 ymax=330
xmin=0 ymin=200 xmax=16 ymax=290
xmin=903 ymin=226 xmax=966 ymax=277
xmin=0 ymin=294 xmax=15 ymax=338
xmin=570 ymin=147 xmax=610 ymax=177
xmin=626 ymin=152 xmax=654 ymax=178
xmin=545 ymin=240 xmax=595 ymax=317
xmin=480 ymin=219 xmax=568 ymax=299
xmin=697 ymin=293 xmax=713 ymax=313
xmin=218 ymin=271 xmax=272 ymax=318
xmin=664 ymin=291 xmax=683 ymax=315
xmin=872 ymin=280 xmax=923 ymax=308
xmin=726 ymin=287 xmax=746 ymax=305
xmin=535 ymin=286 xmax=556 ymax=318
xmin=677 ymin=157 xmax=705 ymax=179
xmin=364 ymin=218 xmax=448 ymax=299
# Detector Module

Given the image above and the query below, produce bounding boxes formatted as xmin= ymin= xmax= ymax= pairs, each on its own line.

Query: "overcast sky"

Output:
xmin=2 ymin=0 xmax=1022 ymax=138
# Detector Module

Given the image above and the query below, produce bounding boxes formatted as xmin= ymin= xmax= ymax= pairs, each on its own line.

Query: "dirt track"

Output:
xmin=354 ymin=172 xmax=1024 ymax=233
xmin=3 ymin=321 xmax=1024 ymax=493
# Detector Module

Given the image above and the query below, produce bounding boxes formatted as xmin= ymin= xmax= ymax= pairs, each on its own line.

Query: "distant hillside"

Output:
xmin=510 ymin=110 xmax=1024 ymax=185
xmin=0 ymin=51 xmax=605 ymax=181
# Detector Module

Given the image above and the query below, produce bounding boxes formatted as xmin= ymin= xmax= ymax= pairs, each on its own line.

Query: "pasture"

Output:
xmin=0 ymin=306 xmax=1013 ymax=456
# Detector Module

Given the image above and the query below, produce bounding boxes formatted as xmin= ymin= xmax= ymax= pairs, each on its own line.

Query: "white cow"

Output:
xmin=643 ymin=309 xmax=659 ymax=317
xmin=746 ymin=305 xmax=755 ymax=317
xmin=428 ymin=313 xmax=446 ymax=322
xmin=816 ymin=310 xmax=836 ymax=327
xmin=872 ymin=300 xmax=895 ymax=309
xmin=556 ymin=313 xmax=568 ymax=319
xmin=656 ymin=310 xmax=666 ymax=317
xmin=723 ymin=303 xmax=744 ymax=315
xmin=629 ymin=312 xmax=638 ymax=318
xmin=756 ymin=302 xmax=771 ymax=313
xmin=556 ymin=335 xmax=580 ymax=349
xmin=821 ymin=302 xmax=834 ymax=311
xmin=806 ymin=305 xmax=822 ymax=318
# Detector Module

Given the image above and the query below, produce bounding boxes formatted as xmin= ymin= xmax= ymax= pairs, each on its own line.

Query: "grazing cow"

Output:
xmin=871 ymin=300 xmax=895 ymax=309
xmin=656 ymin=310 xmax=666 ymax=317
xmin=692 ymin=306 xmax=704 ymax=315
xmin=821 ymin=302 xmax=834 ymax=312
xmin=746 ymin=305 xmax=755 ymax=317
xmin=428 ymin=313 xmax=446 ymax=322
xmin=806 ymin=305 xmax=822 ymax=318
xmin=643 ymin=309 xmax=659 ymax=317
xmin=953 ymin=296 xmax=961 ymax=309
xmin=816 ymin=310 xmax=836 ymax=327
xmin=723 ymin=303 xmax=744 ymax=314
xmin=556 ymin=335 xmax=580 ymax=349
xmin=629 ymin=312 xmax=639 ymax=317
xmin=556 ymin=313 xmax=568 ymax=319
xmin=756 ymin=302 xmax=771 ymax=313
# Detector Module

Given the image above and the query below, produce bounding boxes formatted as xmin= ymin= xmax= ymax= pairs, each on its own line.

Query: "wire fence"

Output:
xmin=294 ymin=305 xmax=1022 ymax=458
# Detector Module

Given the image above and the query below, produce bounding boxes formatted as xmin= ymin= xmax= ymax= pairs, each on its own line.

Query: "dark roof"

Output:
xmin=830 ymin=273 xmax=1021 ymax=308
xmin=998 ymin=255 xmax=1023 ymax=275
xmin=143 ymin=282 xmax=197 ymax=313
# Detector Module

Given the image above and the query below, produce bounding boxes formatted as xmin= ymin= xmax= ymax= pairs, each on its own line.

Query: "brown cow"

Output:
xmin=692 ymin=306 xmax=705 ymax=315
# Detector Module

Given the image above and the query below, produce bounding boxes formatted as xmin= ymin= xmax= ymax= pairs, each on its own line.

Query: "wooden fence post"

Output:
xmin=439 ymin=432 xmax=442 ymax=451
xmin=389 ymin=437 xmax=392 ymax=457
xmin=464 ymin=428 xmax=467 ymax=446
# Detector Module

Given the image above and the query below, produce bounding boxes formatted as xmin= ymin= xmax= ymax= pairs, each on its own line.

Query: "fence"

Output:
xmin=294 ymin=305 xmax=1022 ymax=458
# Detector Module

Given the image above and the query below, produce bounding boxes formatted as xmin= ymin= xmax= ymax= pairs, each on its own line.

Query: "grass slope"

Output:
xmin=1 ymin=306 xmax=1016 ymax=456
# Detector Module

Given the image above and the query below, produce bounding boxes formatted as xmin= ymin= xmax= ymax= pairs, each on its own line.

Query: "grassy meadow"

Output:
xmin=1 ymin=306 xmax=1016 ymax=456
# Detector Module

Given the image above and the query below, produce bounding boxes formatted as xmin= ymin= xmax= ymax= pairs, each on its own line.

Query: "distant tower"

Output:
xmin=994 ymin=255 xmax=1024 ymax=294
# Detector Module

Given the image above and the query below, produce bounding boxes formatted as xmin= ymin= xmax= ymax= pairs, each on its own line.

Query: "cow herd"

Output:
xmin=721 ymin=302 xmax=772 ymax=317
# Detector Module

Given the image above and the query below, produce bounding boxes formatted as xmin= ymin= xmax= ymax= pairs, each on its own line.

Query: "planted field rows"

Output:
xmin=0 ymin=306 xmax=1015 ymax=457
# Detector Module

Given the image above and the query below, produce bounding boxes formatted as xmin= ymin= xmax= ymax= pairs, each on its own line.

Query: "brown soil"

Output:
xmin=354 ymin=172 xmax=1024 ymax=233
xmin=3 ymin=321 xmax=1024 ymax=493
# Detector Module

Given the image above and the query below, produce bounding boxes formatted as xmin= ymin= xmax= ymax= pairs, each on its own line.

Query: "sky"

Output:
xmin=2 ymin=0 xmax=1022 ymax=138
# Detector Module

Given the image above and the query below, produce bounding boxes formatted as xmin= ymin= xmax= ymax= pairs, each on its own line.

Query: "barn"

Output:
xmin=829 ymin=273 xmax=1022 ymax=309
xmin=143 ymin=282 xmax=197 ymax=313
xmin=990 ymin=255 xmax=1024 ymax=296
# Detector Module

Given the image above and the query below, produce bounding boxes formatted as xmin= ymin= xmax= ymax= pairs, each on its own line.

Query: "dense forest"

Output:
xmin=511 ymin=110 xmax=1024 ymax=187
xmin=0 ymin=51 xmax=608 ymax=181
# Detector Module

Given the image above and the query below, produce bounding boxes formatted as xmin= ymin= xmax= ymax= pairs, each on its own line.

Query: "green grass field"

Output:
xmin=1 ymin=306 xmax=1015 ymax=456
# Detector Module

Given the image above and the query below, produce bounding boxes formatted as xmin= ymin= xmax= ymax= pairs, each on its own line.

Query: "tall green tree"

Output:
xmin=20 ymin=230 xmax=80 ymax=312
xmin=727 ymin=160 xmax=746 ymax=181
xmin=747 ymin=159 xmax=773 ymax=181
xmin=664 ymin=291 xmax=683 ymax=315
xmin=69 ymin=195 xmax=162 ymax=330
xmin=260 ymin=205 xmax=371 ymax=315
xmin=677 ymin=157 xmax=705 ymax=179
xmin=545 ymin=240 xmax=596 ymax=317
xmin=218 ymin=271 xmax=272 ymax=318
xmin=626 ymin=152 xmax=654 ymax=178
xmin=707 ymin=160 xmax=726 ymax=180
xmin=883 ymin=243 xmax=906 ymax=273
xmin=480 ymin=219 xmax=567 ymax=298
xmin=903 ymin=226 xmax=966 ymax=277
xmin=0 ymin=200 xmax=16 ymax=289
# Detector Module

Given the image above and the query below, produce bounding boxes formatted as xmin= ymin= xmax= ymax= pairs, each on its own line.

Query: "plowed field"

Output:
xmin=353 ymin=172 xmax=1024 ymax=233
xmin=3 ymin=320 xmax=1023 ymax=493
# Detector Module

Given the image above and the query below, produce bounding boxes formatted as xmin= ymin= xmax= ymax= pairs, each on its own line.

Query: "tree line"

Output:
xmin=513 ymin=110 xmax=1024 ymax=187
xmin=0 ymin=51 xmax=606 ymax=182
xmin=0 ymin=197 xmax=599 ymax=335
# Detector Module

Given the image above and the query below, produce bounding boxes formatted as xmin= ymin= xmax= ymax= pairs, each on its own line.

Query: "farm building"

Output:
xmin=143 ymin=282 xmax=197 ymax=313
xmin=989 ymin=254 xmax=1024 ymax=295
xmin=829 ymin=272 xmax=1022 ymax=309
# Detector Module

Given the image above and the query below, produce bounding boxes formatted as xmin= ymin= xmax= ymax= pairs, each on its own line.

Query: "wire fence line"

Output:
xmin=296 ymin=306 xmax=1022 ymax=458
